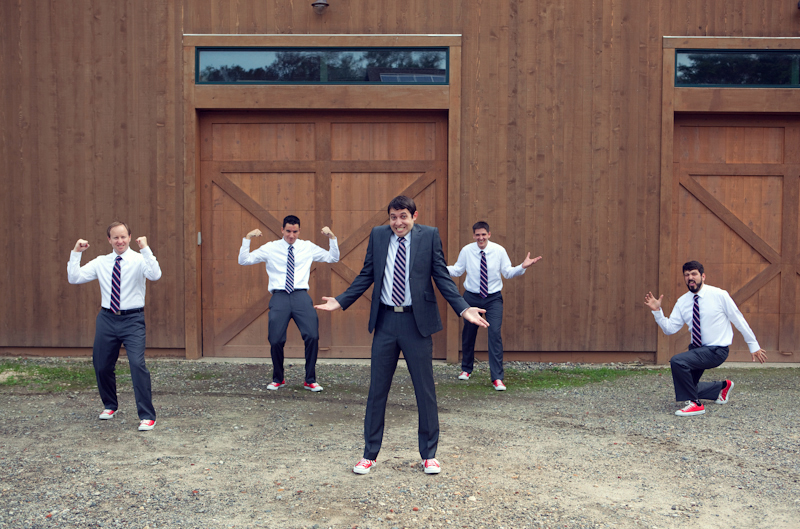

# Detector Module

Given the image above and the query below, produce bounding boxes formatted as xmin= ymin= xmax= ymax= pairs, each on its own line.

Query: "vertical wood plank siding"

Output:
xmin=2 ymin=1 xmax=798 ymax=354
xmin=1 ymin=1 xmax=183 ymax=348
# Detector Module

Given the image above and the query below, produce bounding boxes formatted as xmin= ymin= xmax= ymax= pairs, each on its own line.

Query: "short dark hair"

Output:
xmin=387 ymin=195 xmax=416 ymax=216
xmin=283 ymin=215 xmax=301 ymax=228
xmin=472 ymin=221 xmax=490 ymax=233
xmin=682 ymin=260 xmax=704 ymax=275
xmin=107 ymin=221 xmax=130 ymax=238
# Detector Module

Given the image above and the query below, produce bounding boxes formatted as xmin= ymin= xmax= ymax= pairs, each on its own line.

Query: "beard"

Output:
xmin=687 ymin=280 xmax=702 ymax=293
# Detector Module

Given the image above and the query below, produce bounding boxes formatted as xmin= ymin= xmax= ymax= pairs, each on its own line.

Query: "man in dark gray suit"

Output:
xmin=316 ymin=195 xmax=489 ymax=475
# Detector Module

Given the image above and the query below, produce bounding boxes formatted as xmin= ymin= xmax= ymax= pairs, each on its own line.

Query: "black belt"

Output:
xmin=102 ymin=307 xmax=144 ymax=316
xmin=272 ymin=289 xmax=307 ymax=293
xmin=380 ymin=303 xmax=413 ymax=313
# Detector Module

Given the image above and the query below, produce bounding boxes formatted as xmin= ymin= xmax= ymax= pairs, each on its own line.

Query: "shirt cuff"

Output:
xmin=459 ymin=308 xmax=468 ymax=317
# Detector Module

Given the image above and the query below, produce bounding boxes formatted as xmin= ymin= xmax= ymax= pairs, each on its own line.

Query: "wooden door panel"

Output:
xmin=211 ymin=122 xmax=316 ymax=161
xmin=200 ymin=111 xmax=448 ymax=358
xmin=671 ymin=115 xmax=800 ymax=361
xmin=331 ymin=122 xmax=437 ymax=161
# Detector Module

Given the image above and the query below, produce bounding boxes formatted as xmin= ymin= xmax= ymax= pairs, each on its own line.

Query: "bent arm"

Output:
xmin=500 ymin=248 xmax=525 ymax=279
xmin=312 ymin=237 xmax=340 ymax=263
xmin=140 ymin=246 xmax=162 ymax=281
xmin=336 ymin=231 xmax=376 ymax=311
xmin=446 ymin=248 xmax=467 ymax=278
xmin=652 ymin=305 xmax=687 ymax=335
xmin=723 ymin=293 xmax=761 ymax=353
xmin=67 ymin=252 xmax=98 ymax=285
xmin=238 ymin=238 xmax=266 ymax=266
xmin=431 ymin=230 xmax=469 ymax=315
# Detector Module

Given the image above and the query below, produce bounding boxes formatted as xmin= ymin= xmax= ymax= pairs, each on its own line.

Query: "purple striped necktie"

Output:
xmin=690 ymin=294 xmax=701 ymax=348
xmin=285 ymin=246 xmax=295 ymax=294
xmin=391 ymin=237 xmax=407 ymax=305
xmin=479 ymin=251 xmax=489 ymax=298
xmin=110 ymin=256 xmax=122 ymax=313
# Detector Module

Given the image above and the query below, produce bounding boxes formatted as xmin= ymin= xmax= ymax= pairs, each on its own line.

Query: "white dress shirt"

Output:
xmin=238 ymin=237 xmax=339 ymax=293
xmin=651 ymin=284 xmax=761 ymax=353
xmin=380 ymin=232 xmax=412 ymax=306
xmin=67 ymin=247 xmax=162 ymax=310
xmin=447 ymin=241 xmax=524 ymax=295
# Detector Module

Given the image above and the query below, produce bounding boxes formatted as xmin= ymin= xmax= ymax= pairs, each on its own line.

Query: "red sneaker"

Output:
xmin=675 ymin=401 xmax=705 ymax=416
xmin=98 ymin=409 xmax=117 ymax=420
xmin=304 ymin=382 xmax=324 ymax=392
xmin=715 ymin=380 xmax=734 ymax=404
xmin=493 ymin=380 xmax=506 ymax=391
xmin=423 ymin=458 xmax=441 ymax=474
xmin=353 ymin=458 xmax=376 ymax=474
xmin=457 ymin=371 xmax=470 ymax=380
xmin=138 ymin=420 xmax=156 ymax=431
xmin=267 ymin=380 xmax=286 ymax=391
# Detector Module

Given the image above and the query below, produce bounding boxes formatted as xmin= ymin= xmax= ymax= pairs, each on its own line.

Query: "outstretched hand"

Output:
xmin=463 ymin=307 xmax=489 ymax=328
xmin=521 ymin=252 xmax=542 ymax=269
xmin=136 ymin=236 xmax=148 ymax=249
xmin=644 ymin=291 xmax=663 ymax=311
xmin=751 ymin=349 xmax=768 ymax=364
xmin=314 ymin=296 xmax=342 ymax=311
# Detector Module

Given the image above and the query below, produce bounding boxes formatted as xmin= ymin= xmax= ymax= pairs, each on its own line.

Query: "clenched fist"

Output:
xmin=321 ymin=226 xmax=336 ymax=239
xmin=73 ymin=239 xmax=90 ymax=252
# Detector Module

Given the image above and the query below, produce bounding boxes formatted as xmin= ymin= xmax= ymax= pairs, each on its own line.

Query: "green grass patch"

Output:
xmin=506 ymin=366 xmax=661 ymax=390
xmin=0 ymin=360 xmax=128 ymax=392
xmin=439 ymin=366 xmax=662 ymax=395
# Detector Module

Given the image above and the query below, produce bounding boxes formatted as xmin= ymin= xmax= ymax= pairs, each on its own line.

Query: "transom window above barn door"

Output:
xmin=197 ymin=47 xmax=448 ymax=84
xmin=676 ymin=50 xmax=800 ymax=87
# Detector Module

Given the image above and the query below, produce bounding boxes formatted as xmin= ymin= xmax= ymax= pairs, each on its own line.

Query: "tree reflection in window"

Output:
xmin=676 ymin=51 xmax=800 ymax=87
xmin=198 ymin=49 xmax=448 ymax=84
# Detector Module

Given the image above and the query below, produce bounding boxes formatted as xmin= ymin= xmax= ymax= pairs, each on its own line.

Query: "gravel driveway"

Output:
xmin=1 ymin=357 xmax=798 ymax=529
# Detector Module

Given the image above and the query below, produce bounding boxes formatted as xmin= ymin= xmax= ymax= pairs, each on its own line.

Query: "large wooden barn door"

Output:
xmin=199 ymin=111 xmax=448 ymax=358
xmin=671 ymin=114 xmax=800 ymax=361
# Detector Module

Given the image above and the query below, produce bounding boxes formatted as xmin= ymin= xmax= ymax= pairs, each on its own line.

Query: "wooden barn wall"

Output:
xmin=2 ymin=1 xmax=799 ymax=356
xmin=0 ymin=1 xmax=184 ymax=350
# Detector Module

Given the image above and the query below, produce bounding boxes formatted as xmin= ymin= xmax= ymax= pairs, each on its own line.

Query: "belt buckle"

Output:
xmin=114 ymin=310 xmax=122 ymax=316
xmin=393 ymin=305 xmax=404 ymax=313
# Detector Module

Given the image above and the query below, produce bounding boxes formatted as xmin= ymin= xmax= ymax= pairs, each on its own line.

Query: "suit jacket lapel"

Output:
xmin=375 ymin=225 xmax=392 ymax=288
xmin=408 ymin=224 xmax=422 ymax=274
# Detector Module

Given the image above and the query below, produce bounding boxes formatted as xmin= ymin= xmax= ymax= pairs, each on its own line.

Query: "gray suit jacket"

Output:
xmin=336 ymin=224 xmax=469 ymax=338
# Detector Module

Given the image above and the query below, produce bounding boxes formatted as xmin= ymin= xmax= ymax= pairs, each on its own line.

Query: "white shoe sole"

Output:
xmin=267 ymin=385 xmax=284 ymax=391
xmin=353 ymin=464 xmax=374 ymax=474
xmin=138 ymin=421 xmax=156 ymax=431
xmin=423 ymin=465 xmax=442 ymax=474
xmin=98 ymin=412 xmax=116 ymax=420
xmin=715 ymin=381 xmax=734 ymax=404
xmin=304 ymin=386 xmax=323 ymax=392
xmin=675 ymin=409 xmax=705 ymax=416
xmin=458 ymin=376 xmax=470 ymax=380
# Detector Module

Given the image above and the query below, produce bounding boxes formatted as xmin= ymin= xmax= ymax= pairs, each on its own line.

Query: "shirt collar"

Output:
xmin=112 ymin=248 xmax=132 ymax=260
xmin=393 ymin=231 xmax=411 ymax=243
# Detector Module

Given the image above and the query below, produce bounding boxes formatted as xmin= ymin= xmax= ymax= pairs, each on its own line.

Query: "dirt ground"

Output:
xmin=1 ymin=358 xmax=799 ymax=529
